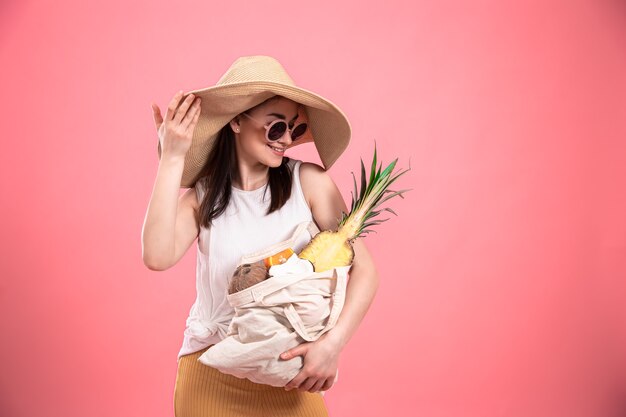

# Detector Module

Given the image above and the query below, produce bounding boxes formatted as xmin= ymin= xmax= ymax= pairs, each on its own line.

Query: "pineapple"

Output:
xmin=298 ymin=142 xmax=411 ymax=272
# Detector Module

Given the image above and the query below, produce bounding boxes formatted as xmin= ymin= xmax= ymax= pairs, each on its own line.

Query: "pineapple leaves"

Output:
xmin=338 ymin=141 xmax=411 ymax=241
xmin=357 ymin=229 xmax=378 ymax=238
xmin=362 ymin=218 xmax=390 ymax=229
xmin=368 ymin=141 xmax=378 ymax=190
xmin=373 ymin=188 xmax=412 ymax=208
xmin=383 ymin=207 xmax=398 ymax=216
xmin=350 ymin=171 xmax=358 ymax=211
xmin=360 ymin=157 xmax=367 ymax=203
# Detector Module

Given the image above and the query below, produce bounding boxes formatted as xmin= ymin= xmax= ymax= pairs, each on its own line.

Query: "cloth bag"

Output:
xmin=197 ymin=220 xmax=352 ymax=393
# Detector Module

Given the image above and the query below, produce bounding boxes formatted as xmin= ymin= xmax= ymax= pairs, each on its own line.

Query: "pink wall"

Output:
xmin=1 ymin=0 xmax=625 ymax=416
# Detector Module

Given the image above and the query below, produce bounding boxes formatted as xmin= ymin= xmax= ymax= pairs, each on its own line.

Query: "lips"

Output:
xmin=267 ymin=144 xmax=285 ymax=154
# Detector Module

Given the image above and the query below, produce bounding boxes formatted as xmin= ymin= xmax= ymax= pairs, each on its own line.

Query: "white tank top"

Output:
xmin=178 ymin=158 xmax=314 ymax=359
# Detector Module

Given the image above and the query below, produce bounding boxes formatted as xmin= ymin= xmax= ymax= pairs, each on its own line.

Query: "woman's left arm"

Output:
xmin=323 ymin=237 xmax=379 ymax=349
xmin=281 ymin=162 xmax=380 ymax=393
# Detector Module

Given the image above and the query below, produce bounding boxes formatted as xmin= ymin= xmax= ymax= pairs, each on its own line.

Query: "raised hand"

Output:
xmin=151 ymin=90 xmax=201 ymax=160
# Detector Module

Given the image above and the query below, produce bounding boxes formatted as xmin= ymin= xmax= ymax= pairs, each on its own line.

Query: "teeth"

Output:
xmin=268 ymin=145 xmax=284 ymax=152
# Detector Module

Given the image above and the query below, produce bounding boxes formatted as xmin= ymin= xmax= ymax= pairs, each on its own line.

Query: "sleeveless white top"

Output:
xmin=178 ymin=158 xmax=315 ymax=359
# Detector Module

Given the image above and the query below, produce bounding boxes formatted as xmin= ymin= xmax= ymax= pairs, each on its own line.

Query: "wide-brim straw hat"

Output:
xmin=157 ymin=55 xmax=352 ymax=188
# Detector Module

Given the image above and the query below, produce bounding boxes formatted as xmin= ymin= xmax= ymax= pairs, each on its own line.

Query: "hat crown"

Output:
xmin=216 ymin=55 xmax=296 ymax=87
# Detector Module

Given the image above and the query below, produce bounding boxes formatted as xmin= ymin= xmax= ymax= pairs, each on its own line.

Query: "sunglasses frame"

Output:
xmin=240 ymin=112 xmax=308 ymax=142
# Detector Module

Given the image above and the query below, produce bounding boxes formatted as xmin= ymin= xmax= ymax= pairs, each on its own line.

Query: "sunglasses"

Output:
xmin=240 ymin=112 xmax=308 ymax=142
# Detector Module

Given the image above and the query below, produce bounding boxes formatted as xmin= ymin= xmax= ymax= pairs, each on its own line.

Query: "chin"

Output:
xmin=266 ymin=156 xmax=286 ymax=167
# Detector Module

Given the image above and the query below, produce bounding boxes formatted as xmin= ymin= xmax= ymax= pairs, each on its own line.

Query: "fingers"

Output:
xmin=284 ymin=374 xmax=300 ymax=391
xmin=308 ymin=378 xmax=327 ymax=393
xmin=281 ymin=344 xmax=306 ymax=360
xmin=159 ymin=90 xmax=202 ymax=135
xmin=299 ymin=376 xmax=318 ymax=392
xmin=172 ymin=93 xmax=197 ymax=125
xmin=284 ymin=365 xmax=334 ymax=393
xmin=180 ymin=97 xmax=201 ymax=131
xmin=151 ymin=102 xmax=163 ymax=130
xmin=164 ymin=90 xmax=185 ymax=121
xmin=318 ymin=378 xmax=333 ymax=393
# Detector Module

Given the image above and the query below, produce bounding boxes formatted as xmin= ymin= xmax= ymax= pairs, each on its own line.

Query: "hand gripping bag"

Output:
xmin=197 ymin=220 xmax=352 ymax=394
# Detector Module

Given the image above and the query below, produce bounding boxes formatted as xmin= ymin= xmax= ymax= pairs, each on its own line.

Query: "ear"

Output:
xmin=229 ymin=117 xmax=241 ymax=134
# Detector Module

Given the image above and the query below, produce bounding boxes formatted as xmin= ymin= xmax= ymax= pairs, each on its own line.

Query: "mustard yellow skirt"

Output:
xmin=173 ymin=345 xmax=330 ymax=417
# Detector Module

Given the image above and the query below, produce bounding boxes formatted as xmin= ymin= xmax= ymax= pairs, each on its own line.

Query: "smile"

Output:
xmin=267 ymin=144 xmax=285 ymax=154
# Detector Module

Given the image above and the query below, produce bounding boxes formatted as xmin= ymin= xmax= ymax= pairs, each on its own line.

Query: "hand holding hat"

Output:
xmin=151 ymin=90 xmax=202 ymax=161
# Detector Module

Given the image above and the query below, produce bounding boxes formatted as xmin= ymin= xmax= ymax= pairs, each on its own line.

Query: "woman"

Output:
xmin=142 ymin=56 xmax=379 ymax=417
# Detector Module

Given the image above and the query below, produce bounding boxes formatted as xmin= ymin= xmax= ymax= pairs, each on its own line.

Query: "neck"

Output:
xmin=232 ymin=162 xmax=269 ymax=191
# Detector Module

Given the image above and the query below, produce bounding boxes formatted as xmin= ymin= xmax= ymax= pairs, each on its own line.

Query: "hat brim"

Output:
xmin=157 ymin=81 xmax=351 ymax=188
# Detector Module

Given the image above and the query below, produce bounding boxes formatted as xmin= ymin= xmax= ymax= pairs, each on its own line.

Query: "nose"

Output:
xmin=276 ymin=125 xmax=294 ymax=146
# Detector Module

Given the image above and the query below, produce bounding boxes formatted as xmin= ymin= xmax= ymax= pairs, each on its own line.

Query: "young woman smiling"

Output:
xmin=142 ymin=56 xmax=379 ymax=417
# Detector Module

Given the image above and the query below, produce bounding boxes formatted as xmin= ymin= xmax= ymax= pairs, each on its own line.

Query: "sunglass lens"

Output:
xmin=291 ymin=123 xmax=307 ymax=141
xmin=267 ymin=121 xmax=287 ymax=141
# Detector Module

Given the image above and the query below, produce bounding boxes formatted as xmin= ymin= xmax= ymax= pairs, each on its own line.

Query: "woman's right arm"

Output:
xmin=141 ymin=90 xmax=202 ymax=271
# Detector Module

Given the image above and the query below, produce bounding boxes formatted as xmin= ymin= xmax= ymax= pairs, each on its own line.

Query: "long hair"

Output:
xmin=195 ymin=101 xmax=294 ymax=229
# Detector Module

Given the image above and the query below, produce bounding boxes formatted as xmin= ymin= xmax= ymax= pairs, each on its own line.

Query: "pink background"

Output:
xmin=1 ymin=0 xmax=625 ymax=416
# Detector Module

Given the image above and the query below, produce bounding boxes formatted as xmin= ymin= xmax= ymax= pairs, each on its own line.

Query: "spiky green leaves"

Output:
xmin=339 ymin=141 xmax=412 ymax=239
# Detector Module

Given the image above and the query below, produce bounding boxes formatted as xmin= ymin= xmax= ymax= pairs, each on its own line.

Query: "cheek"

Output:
xmin=240 ymin=134 xmax=269 ymax=153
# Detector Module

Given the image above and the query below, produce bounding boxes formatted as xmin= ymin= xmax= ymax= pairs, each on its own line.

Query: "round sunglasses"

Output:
xmin=240 ymin=112 xmax=308 ymax=142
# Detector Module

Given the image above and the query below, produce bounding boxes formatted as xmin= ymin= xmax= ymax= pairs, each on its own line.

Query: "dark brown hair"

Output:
xmin=195 ymin=99 xmax=294 ymax=229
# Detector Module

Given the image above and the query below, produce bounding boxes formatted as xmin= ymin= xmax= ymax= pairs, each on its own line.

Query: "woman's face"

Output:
xmin=231 ymin=96 xmax=303 ymax=168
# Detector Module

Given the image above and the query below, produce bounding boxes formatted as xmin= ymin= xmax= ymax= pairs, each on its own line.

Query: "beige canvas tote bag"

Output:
xmin=198 ymin=220 xmax=352 ymax=393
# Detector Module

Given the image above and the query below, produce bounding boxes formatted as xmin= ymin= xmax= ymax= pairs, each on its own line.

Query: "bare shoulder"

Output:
xmin=298 ymin=161 xmax=337 ymax=210
xmin=298 ymin=161 xmax=325 ymax=207
xmin=298 ymin=161 xmax=348 ymax=232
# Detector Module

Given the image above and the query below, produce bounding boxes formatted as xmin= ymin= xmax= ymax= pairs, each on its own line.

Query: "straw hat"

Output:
xmin=157 ymin=55 xmax=352 ymax=188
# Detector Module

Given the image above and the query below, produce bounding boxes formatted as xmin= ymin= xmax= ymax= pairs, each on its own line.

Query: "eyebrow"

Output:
xmin=266 ymin=112 xmax=299 ymax=122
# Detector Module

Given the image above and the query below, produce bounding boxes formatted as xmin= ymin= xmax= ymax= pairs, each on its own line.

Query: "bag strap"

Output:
xmin=282 ymin=264 xmax=351 ymax=342
xmin=239 ymin=220 xmax=320 ymax=265
xmin=227 ymin=266 xmax=320 ymax=306
xmin=228 ymin=220 xmax=321 ymax=307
